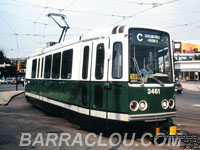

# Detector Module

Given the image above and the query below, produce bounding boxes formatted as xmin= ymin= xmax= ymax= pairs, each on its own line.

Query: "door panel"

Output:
xmin=79 ymin=41 xmax=93 ymax=111
xmin=107 ymin=40 xmax=129 ymax=116
xmin=90 ymin=39 xmax=109 ymax=119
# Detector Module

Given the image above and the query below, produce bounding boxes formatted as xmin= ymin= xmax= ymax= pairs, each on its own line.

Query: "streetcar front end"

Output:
xmin=127 ymin=28 xmax=176 ymax=125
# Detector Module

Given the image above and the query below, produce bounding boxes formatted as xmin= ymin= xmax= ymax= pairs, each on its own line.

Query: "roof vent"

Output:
xmin=46 ymin=42 xmax=57 ymax=48
xmin=112 ymin=26 xmax=119 ymax=34
xmin=119 ymin=25 xmax=125 ymax=33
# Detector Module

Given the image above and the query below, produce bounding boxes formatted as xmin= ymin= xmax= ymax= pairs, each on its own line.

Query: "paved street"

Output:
xmin=0 ymin=85 xmax=200 ymax=149
xmin=174 ymin=89 xmax=200 ymax=134
xmin=0 ymin=84 xmax=25 ymax=92
xmin=0 ymin=94 xmax=170 ymax=150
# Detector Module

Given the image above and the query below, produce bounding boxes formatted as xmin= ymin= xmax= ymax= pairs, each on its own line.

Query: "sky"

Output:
xmin=0 ymin=0 xmax=200 ymax=58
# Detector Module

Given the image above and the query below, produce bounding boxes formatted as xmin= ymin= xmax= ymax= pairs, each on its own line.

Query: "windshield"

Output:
xmin=129 ymin=28 xmax=172 ymax=84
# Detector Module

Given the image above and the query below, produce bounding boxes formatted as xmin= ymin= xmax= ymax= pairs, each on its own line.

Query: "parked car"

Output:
xmin=5 ymin=78 xmax=11 ymax=84
xmin=11 ymin=77 xmax=17 ymax=84
xmin=175 ymin=80 xmax=183 ymax=94
xmin=18 ymin=77 xmax=25 ymax=86
xmin=0 ymin=79 xmax=7 ymax=84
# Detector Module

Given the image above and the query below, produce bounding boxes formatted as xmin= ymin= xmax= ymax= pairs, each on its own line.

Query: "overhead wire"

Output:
xmin=5 ymin=0 xmax=126 ymax=18
xmin=0 ymin=10 xmax=91 ymax=31
xmin=114 ymin=0 xmax=160 ymax=6
xmin=0 ymin=10 xmax=50 ymax=26
xmin=1 ymin=0 xmax=200 ymax=57
xmin=61 ymin=0 xmax=79 ymax=12
xmin=0 ymin=14 xmax=19 ymax=55
xmin=164 ymin=19 xmax=200 ymax=29
xmin=34 ymin=0 xmax=49 ymax=41
xmin=112 ymin=0 xmax=179 ymax=25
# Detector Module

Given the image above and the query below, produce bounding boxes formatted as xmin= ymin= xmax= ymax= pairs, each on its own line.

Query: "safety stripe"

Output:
xmin=25 ymin=92 xmax=175 ymax=122
xmin=91 ymin=110 xmax=107 ymax=119
xmin=107 ymin=112 xmax=128 ymax=121
xmin=128 ymin=111 xmax=176 ymax=117
xmin=128 ymin=83 xmax=174 ymax=87
xmin=25 ymin=92 xmax=128 ymax=121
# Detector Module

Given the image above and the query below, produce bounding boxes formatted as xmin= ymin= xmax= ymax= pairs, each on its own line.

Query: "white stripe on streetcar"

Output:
xmin=25 ymin=92 xmax=175 ymax=121
xmin=192 ymin=104 xmax=200 ymax=107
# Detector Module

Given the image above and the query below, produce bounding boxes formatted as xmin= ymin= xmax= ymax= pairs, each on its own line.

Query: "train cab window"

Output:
xmin=82 ymin=46 xmax=89 ymax=79
xmin=41 ymin=57 xmax=44 ymax=78
xmin=44 ymin=55 xmax=52 ymax=78
xmin=52 ymin=52 xmax=61 ymax=79
xmin=95 ymin=44 xmax=104 ymax=79
xmin=37 ymin=58 xmax=40 ymax=78
xmin=61 ymin=49 xmax=73 ymax=79
xmin=112 ymin=42 xmax=123 ymax=79
xmin=31 ymin=59 xmax=37 ymax=78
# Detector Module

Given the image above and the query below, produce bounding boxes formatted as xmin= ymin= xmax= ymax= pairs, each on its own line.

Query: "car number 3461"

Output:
xmin=147 ymin=88 xmax=160 ymax=94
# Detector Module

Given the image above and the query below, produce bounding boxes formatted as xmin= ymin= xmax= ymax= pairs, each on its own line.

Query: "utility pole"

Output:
xmin=16 ymin=60 xmax=18 ymax=91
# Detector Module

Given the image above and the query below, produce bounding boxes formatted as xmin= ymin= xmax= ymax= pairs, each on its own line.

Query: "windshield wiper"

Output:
xmin=132 ymin=58 xmax=144 ymax=86
xmin=152 ymin=76 xmax=164 ymax=87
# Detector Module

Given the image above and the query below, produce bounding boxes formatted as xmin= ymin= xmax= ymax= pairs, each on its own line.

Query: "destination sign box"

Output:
xmin=129 ymin=29 xmax=169 ymax=46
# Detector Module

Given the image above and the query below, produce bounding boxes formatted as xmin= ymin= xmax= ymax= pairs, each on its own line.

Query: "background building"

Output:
xmin=173 ymin=41 xmax=200 ymax=81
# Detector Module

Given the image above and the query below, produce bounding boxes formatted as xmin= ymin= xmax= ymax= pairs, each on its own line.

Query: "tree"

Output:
xmin=0 ymin=49 xmax=11 ymax=64
xmin=0 ymin=49 xmax=12 ymax=78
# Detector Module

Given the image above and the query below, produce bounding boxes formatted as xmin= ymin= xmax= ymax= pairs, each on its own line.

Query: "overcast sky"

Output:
xmin=0 ymin=0 xmax=200 ymax=58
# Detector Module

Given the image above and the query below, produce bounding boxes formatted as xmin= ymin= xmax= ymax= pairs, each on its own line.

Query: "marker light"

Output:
xmin=139 ymin=100 xmax=148 ymax=111
xmin=130 ymin=101 xmax=139 ymax=111
xmin=169 ymin=99 xmax=175 ymax=109
xmin=162 ymin=99 xmax=169 ymax=109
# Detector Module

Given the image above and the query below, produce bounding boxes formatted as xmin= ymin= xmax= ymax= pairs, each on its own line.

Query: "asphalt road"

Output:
xmin=0 ymin=84 xmax=25 ymax=92
xmin=174 ymin=89 xmax=200 ymax=134
xmin=0 ymin=87 xmax=199 ymax=150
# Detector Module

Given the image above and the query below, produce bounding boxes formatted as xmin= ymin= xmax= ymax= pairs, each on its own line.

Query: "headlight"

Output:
xmin=161 ymin=99 xmax=169 ymax=109
xmin=130 ymin=101 xmax=139 ymax=111
xmin=169 ymin=99 xmax=175 ymax=109
xmin=139 ymin=100 xmax=148 ymax=111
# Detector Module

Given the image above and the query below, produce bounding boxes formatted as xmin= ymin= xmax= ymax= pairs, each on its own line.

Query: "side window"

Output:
xmin=61 ymin=49 xmax=73 ymax=79
xmin=41 ymin=57 xmax=44 ymax=78
xmin=112 ymin=42 xmax=123 ymax=79
xmin=44 ymin=55 xmax=52 ymax=78
xmin=52 ymin=52 xmax=61 ymax=79
xmin=31 ymin=59 xmax=37 ymax=78
xmin=82 ymin=46 xmax=89 ymax=79
xmin=37 ymin=58 xmax=40 ymax=78
xmin=95 ymin=44 xmax=104 ymax=79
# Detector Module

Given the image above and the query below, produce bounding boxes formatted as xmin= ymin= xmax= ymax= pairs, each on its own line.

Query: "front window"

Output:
xmin=129 ymin=29 xmax=172 ymax=84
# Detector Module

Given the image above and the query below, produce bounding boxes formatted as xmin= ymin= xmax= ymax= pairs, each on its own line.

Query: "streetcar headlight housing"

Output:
xmin=161 ymin=99 xmax=169 ymax=109
xmin=130 ymin=101 xmax=139 ymax=111
xmin=139 ymin=100 xmax=148 ymax=111
xmin=169 ymin=99 xmax=175 ymax=109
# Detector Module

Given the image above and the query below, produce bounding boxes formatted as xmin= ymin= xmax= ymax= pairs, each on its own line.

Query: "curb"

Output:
xmin=3 ymin=91 xmax=25 ymax=106
xmin=182 ymin=88 xmax=200 ymax=93
xmin=180 ymin=82 xmax=200 ymax=93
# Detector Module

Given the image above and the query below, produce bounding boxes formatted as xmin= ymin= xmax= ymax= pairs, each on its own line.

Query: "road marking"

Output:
xmin=192 ymin=104 xmax=200 ymax=107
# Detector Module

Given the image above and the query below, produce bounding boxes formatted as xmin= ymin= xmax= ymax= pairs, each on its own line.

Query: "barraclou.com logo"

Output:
xmin=19 ymin=132 xmax=181 ymax=147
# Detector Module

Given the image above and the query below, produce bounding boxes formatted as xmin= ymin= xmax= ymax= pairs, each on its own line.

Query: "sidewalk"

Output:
xmin=181 ymin=81 xmax=200 ymax=92
xmin=0 ymin=91 xmax=24 ymax=105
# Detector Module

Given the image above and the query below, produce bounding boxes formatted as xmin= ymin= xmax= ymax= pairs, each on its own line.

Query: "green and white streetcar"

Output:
xmin=25 ymin=25 xmax=176 ymax=135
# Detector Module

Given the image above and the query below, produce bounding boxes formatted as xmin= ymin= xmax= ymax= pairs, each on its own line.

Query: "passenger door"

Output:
xmin=90 ymin=39 xmax=109 ymax=120
xmin=79 ymin=41 xmax=93 ymax=118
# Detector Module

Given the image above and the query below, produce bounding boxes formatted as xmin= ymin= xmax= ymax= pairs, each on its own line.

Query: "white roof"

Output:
xmin=30 ymin=24 xmax=170 ymax=58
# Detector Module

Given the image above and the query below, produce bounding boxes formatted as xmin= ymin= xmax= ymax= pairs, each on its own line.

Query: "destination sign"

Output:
xmin=129 ymin=29 xmax=169 ymax=46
